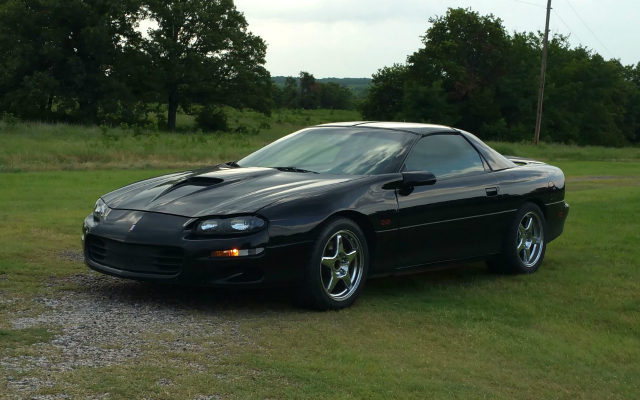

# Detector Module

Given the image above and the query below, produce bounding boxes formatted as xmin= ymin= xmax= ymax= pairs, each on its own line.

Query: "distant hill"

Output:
xmin=272 ymin=76 xmax=371 ymax=99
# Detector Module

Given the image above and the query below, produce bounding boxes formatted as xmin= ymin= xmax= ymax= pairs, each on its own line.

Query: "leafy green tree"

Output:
xmin=363 ymin=8 xmax=512 ymax=134
xmin=318 ymin=82 xmax=352 ymax=109
xmin=624 ymin=63 xmax=640 ymax=143
xmin=361 ymin=64 xmax=408 ymax=120
xmin=406 ymin=8 xmax=511 ymax=135
xmin=281 ymin=76 xmax=299 ymax=108
xmin=140 ymin=0 xmax=271 ymax=131
xmin=542 ymin=39 xmax=633 ymax=145
xmin=363 ymin=7 xmax=640 ymax=146
xmin=492 ymin=32 xmax=539 ymax=140
xmin=298 ymin=71 xmax=320 ymax=109
xmin=0 ymin=0 xmax=142 ymax=123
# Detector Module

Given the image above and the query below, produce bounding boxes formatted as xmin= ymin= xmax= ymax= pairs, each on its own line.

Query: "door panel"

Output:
xmin=392 ymin=133 xmax=518 ymax=269
xmin=395 ymin=172 xmax=506 ymax=268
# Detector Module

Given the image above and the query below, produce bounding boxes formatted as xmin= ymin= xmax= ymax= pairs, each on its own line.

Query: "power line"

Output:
xmin=552 ymin=9 xmax=585 ymax=45
xmin=510 ymin=0 xmax=546 ymax=8
xmin=564 ymin=0 xmax=613 ymax=57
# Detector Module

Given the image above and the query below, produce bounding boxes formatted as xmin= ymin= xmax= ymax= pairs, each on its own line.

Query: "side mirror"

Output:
xmin=402 ymin=171 xmax=437 ymax=187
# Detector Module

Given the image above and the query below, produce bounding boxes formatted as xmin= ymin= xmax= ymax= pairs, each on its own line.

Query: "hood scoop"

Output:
xmin=151 ymin=176 xmax=224 ymax=202
xmin=178 ymin=176 xmax=224 ymax=186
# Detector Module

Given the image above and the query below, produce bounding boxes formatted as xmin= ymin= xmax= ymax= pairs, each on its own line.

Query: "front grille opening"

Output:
xmin=86 ymin=235 xmax=183 ymax=275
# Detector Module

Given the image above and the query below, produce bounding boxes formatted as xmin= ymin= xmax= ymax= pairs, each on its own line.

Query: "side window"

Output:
xmin=404 ymin=134 xmax=485 ymax=179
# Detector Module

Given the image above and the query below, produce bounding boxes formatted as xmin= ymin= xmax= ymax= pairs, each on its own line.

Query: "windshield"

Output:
xmin=237 ymin=127 xmax=415 ymax=175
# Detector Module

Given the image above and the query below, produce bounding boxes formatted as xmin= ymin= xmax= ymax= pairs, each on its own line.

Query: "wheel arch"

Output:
xmin=319 ymin=210 xmax=377 ymax=262
xmin=522 ymin=198 xmax=548 ymax=222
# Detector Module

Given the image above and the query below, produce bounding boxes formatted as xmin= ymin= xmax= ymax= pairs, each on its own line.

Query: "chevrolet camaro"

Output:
xmin=83 ymin=122 xmax=569 ymax=309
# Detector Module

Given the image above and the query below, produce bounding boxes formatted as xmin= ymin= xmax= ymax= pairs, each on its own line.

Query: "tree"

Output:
xmin=298 ymin=71 xmax=320 ymax=109
xmin=493 ymin=32 xmax=539 ymax=140
xmin=361 ymin=64 xmax=408 ymax=120
xmin=362 ymin=8 xmax=512 ymax=134
xmin=318 ymin=82 xmax=352 ymax=109
xmin=140 ymin=0 xmax=271 ymax=131
xmin=624 ymin=63 xmax=640 ymax=143
xmin=0 ymin=0 xmax=142 ymax=123
xmin=362 ymin=7 xmax=639 ymax=146
xmin=281 ymin=76 xmax=299 ymax=108
xmin=406 ymin=8 xmax=511 ymax=135
xmin=272 ymin=73 xmax=353 ymax=109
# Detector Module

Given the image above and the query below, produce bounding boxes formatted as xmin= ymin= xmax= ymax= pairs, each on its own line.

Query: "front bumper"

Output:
xmin=83 ymin=210 xmax=311 ymax=287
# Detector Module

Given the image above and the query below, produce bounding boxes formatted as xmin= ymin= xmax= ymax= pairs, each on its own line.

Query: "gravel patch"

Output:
xmin=1 ymin=272 xmax=293 ymax=396
xmin=5 ymin=376 xmax=54 ymax=391
xmin=58 ymin=249 xmax=84 ymax=263
xmin=8 ymin=274 xmax=247 ymax=371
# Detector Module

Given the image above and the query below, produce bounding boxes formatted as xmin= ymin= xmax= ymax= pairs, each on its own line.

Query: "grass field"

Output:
xmin=1 ymin=111 xmax=639 ymax=399
xmin=0 ymin=108 xmax=361 ymax=172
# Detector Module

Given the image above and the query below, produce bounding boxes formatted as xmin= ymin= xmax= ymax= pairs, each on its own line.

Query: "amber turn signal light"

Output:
xmin=212 ymin=249 xmax=240 ymax=257
xmin=211 ymin=248 xmax=264 ymax=258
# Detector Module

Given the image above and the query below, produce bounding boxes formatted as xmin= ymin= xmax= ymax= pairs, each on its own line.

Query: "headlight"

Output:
xmin=197 ymin=215 xmax=266 ymax=235
xmin=93 ymin=198 xmax=110 ymax=220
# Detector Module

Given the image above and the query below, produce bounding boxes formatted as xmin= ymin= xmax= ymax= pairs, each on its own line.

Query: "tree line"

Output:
xmin=272 ymin=76 xmax=370 ymax=101
xmin=0 ymin=0 xmax=272 ymax=131
xmin=271 ymin=72 xmax=354 ymax=110
xmin=362 ymin=8 xmax=640 ymax=146
xmin=1 ymin=2 xmax=639 ymax=145
xmin=0 ymin=1 xmax=357 ymax=131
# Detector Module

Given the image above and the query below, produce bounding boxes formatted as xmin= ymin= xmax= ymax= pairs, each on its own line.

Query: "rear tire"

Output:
xmin=295 ymin=218 xmax=369 ymax=310
xmin=488 ymin=203 xmax=547 ymax=274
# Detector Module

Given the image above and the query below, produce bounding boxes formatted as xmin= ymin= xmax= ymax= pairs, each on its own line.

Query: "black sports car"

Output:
xmin=83 ymin=122 xmax=569 ymax=309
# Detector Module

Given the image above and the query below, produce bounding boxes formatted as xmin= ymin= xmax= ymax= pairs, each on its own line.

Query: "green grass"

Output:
xmin=0 ymin=108 xmax=361 ymax=172
xmin=0 ymin=327 xmax=56 ymax=346
xmin=488 ymin=140 xmax=640 ymax=162
xmin=2 ymin=110 xmax=638 ymax=173
xmin=1 ymin=112 xmax=639 ymax=398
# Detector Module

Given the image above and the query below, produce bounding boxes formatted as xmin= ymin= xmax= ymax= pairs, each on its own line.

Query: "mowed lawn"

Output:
xmin=1 ymin=120 xmax=639 ymax=398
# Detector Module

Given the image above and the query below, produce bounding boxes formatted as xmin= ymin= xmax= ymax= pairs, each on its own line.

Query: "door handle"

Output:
xmin=485 ymin=187 xmax=499 ymax=197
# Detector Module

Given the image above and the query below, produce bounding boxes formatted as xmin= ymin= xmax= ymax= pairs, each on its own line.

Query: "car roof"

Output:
xmin=316 ymin=121 xmax=455 ymax=135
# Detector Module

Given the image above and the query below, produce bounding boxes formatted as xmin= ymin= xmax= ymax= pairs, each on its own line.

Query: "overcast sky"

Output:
xmin=233 ymin=0 xmax=640 ymax=78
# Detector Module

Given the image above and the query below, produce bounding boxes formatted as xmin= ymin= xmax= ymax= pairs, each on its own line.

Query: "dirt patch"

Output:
xmin=566 ymin=175 xmax=640 ymax=191
xmin=568 ymin=175 xmax=640 ymax=182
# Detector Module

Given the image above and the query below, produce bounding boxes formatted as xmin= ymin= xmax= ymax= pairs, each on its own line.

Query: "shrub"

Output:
xmin=196 ymin=106 xmax=228 ymax=132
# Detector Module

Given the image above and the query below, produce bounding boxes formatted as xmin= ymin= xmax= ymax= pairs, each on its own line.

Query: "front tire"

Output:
xmin=296 ymin=218 xmax=369 ymax=310
xmin=488 ymin=203 xmax=547 ymax=274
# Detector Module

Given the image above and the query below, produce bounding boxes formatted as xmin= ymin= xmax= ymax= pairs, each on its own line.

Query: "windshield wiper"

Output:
xmin=273 ymin=166 xmax=318 ymax=174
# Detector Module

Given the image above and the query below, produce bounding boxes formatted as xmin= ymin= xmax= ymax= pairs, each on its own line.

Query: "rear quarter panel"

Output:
xmin=496 ymin=163 xmax=567 ymax=241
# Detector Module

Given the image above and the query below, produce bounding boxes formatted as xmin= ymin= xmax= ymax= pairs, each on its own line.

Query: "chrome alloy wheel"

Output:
xmin=320 ymin=230 xmax=364 ymax=301
xmin=517 ymin=211 xmax=544 ymax=267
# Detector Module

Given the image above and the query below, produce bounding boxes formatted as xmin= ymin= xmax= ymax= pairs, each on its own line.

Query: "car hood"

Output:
xmin=102 ymin=165 xmax=359 ymax=217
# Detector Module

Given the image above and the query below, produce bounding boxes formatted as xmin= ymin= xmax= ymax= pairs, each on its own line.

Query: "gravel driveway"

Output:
xmin=2 ymin=264 xmax=296 ymax=399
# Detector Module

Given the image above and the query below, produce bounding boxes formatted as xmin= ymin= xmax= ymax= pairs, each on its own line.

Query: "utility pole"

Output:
xmin=534 ymin=0 xmax=552 ymax=145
